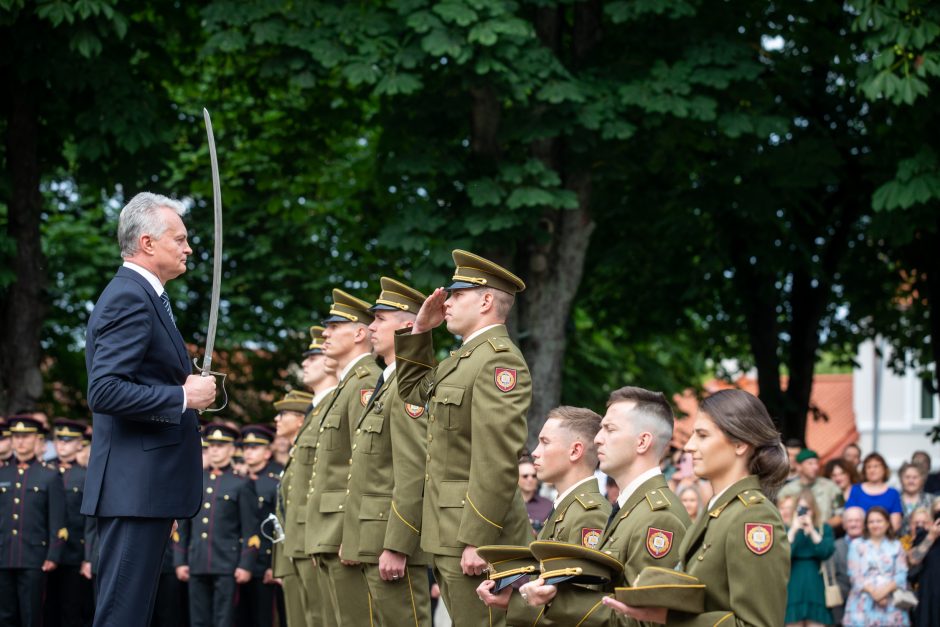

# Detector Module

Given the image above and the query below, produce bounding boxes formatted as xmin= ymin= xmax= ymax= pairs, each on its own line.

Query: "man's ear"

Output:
xmin=569 ymin=440 xmax=585 ymax=463
xmin=479 ymin=290 xmax=495 ymax=314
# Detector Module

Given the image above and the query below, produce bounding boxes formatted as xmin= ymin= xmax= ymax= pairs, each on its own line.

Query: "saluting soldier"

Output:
xmin=340 ymin=277 xmax=433 ymax=626
xmin=395 ymin=250 xmax=533 ymax=627
xmin=275 ymin=324 xmax=339 ymax=627
xmin=478 ymin=406 xmax=611 ymax=625
xmin=0 ymin=418 xmax=12 ymax=467
xmin=238 ymin=424 xmax=285 ymax=627
xmin=45 ymin=419 xmax=93 ymax=627
xmin=0 ymin=416 xmax=67 ymax=627
xmin=175 ymin=422 xmax=260 ymax=627
xmin=517 ymin=387 xmax=691 ymax=626
xmin=305 ymin=289 xmax=383 ymax=625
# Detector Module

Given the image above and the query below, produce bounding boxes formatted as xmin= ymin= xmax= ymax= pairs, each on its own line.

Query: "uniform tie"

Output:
xmin=372 ymin=373 xmax=385 ymax=398
xmin=606 ymin=501 xmax=621 ymax=528
xmin=160 ymin=291 xmax=176 ymax=327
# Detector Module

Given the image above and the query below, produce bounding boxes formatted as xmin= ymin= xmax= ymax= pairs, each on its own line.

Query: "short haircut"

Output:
xmin=482 ymin=287 xmax=515 ymax=320
xmin=606 ymin=386 xmax=674 ymax=458
xmin=899 ymin=462 xmax=925 ymax=479
xmin=118 ymin=192 xmax=186 ymax=258
xmin=546 ymin=406 xmax=603 ymax=469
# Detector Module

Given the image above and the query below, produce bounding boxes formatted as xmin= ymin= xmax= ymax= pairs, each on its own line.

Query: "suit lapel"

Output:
xmin=117 ymin=267 xmax=190 ymax=372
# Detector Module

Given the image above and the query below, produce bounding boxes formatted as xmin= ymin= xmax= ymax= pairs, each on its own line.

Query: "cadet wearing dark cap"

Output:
xmin=46 ymin=419 xmax=93 ymax=627
xmin=0 ymin=416 xmax=67 ymax=627
xmin=175 ymin=422 xmax=260 ymax=627
xmin=395 ymin=250 xmax=532 ymax=627
xmin=341 ymin=277 xmax=432 ymax=626
xmin=0 ymin=418 xmax=12 ymax=467
xmin=305 ymin=289 xmax=382 ymax=626
xmin=238 ymin=424 xmax=284 ymax=627
xmin=478 ymin=406 xmax=610 ymax=624
xmin=518 ymin=387 xmax=690 ymax=626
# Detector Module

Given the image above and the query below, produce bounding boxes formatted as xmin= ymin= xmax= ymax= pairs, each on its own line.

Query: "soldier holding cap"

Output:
xmin=0 ymin=416 xmax=67 ymax=626
xmin=340 ymin=277 xmax=433 ymax=626
xmin=395 ymin=250 xmax=533 ymax=627
xmin=238 ymin=424 xmax=284 ymax=627
xmin=519 ymin=387 xmax=690 ymax=626
xmin=0 ymin=418 xmax=12 ymax=467
xmin=304 ymin=289 xmax=382 ymax=626
xmin=175 ymin=422 xmax=260 ymax=627
xmin=478 ymin=406 xmax=611 ymax=624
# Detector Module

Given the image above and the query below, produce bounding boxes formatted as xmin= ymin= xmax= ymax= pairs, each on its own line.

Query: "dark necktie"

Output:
xmin=372 ymin=373 xmax=386 ymax=397
xmin=160 ymin=292 xmax=176 ymax=327
xmin=606 ymin=501 xmax=621 ymax=528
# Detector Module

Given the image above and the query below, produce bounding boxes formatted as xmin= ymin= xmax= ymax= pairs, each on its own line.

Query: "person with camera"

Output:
xmin=780 ymin=491 xmax=835 ymax=627
xmin=909 ymin=497 xmax=940 ymax=626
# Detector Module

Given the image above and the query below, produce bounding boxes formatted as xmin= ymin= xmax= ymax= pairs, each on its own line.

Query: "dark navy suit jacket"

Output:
xmin=81 ymin=266 xmax=203 ymax=519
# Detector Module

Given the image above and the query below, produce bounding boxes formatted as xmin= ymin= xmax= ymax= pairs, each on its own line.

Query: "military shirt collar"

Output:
xmin=339 ymin=352 xmax=373 ymax=382
xmin=312 ymin=385 xmax=337 ymax=407
xmin=554 ymin=476 xmax=598 ymax=509
xmin=617 ymin=466 xmax=663 ymax=509
xmin=707 ymin=475 xmax=762 ymax=517
xmin=461 ymin=323 xmax=502 ymax=346
xmin=382 ymin=361 xmax=397 ymax=381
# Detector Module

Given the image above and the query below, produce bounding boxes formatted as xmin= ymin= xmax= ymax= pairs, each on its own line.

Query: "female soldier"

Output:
xmin=603 ymin=389 xmax=791 ymax=625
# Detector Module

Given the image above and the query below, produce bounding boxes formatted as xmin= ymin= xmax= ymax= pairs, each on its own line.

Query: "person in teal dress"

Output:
xmin=780 ymin=490 xmax=835 ymax=626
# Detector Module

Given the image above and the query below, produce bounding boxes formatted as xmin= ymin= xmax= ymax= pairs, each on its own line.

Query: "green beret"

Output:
xmin=796 ymin=449 xmax=819 ymax=463
xmin=615 ymin=566 xmax=705 ymax=614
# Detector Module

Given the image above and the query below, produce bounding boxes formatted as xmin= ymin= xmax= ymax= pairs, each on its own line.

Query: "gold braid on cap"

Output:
xmin=328 ymin=308 xmax=358 ymax=322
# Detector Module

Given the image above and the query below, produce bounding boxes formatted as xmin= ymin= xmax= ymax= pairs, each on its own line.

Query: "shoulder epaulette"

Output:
xmin=355 ymin=365 xmax=371 ymax=379
xmin=645 ymin=489 xmax=670 ymax=511
xmin=574 ymin=493 xmax=602 ymax=510
xmin=487 ymin=337 xmax=511 ymax=352
xmin=737 ymin=489 xmax=765 ymax=507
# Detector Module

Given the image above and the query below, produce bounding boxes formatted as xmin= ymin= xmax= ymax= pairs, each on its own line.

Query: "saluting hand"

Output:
xmin=412 ymin=288 xmax=448 ymax=334
xmin=184 ymin=374 xmax=217 ymax=410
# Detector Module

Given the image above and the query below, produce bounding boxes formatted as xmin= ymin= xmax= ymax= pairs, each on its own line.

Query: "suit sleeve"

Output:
xmin=668 ymin=512 xmax=789 ymax=627
xmin=86 ymin=291 xmax=185 ymax=423
xmin=238 ymin=480 xmax=260 ymax=572
xmin=394 ymin=329 xmax=438 ymax=406
xmin=384 ymin=392 xmax=428 ymax=556
xmin=45 ymin=473 xmax=67 ymax=564
xmin=457 ymin=350 xmax=531 ymax=548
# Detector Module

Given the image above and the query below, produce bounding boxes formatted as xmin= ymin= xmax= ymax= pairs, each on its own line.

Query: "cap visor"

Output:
xmin=320 ymin=314 xmax=351 ymax=324
xmin=493 ymin=574 xmax=530 ymax=592
xmin=369 ymin=303 xmax=399 ymax=312
xmin=445 ymin=281 xmax=479 ymax=291
xmin=302 ymin=349 xmax=323 ymax=357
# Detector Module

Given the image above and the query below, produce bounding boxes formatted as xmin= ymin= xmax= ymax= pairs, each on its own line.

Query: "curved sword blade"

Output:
xmin=201 ymin=107 xmax=223 ymax=376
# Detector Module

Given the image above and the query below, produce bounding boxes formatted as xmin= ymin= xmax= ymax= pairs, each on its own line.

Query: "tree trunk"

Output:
xmin=1 ymin=81 xmax=46 ymax=413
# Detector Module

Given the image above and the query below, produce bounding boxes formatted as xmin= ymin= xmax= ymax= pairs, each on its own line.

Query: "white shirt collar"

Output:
xmin=462 ymin=324 xmax=501 ymax=346
xmin=312 ymin=385 xmax=337 ymax=407
xmin=553 ymin=475 xmax=597 ymax=509
xmin=382 ymin=361 xmax=397 ymax=382
xmin=617 ymin=466 xmax=663 ymax=509
xmin=123 ymin=261 xmax=163 ymax=296
xmin=339 ymin=352 xmax=372 ymax=382
xmin=708 ymin=483 xmax=734 ymax=511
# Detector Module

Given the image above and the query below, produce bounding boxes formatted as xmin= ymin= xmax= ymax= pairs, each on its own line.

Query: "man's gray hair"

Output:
xmin=118 ymin=192 xmax=187 ymax=258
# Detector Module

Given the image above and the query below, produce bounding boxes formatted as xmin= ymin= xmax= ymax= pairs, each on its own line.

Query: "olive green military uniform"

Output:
xmin=341 ymin=277 xmax=433 ymax=626
xmin=542 ymin=474 xmax=690 ymax=626
xmin=666 ymin=475 xmax=790 ymax=627
xmin=273 ymin=387 xmax=333 ymax=627
xmin=505 ymin=477 xmax=611 ymax=626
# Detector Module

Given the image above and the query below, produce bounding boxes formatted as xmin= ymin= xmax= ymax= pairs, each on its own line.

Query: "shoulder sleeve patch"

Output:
xmin=744 ymin=523 xmax=773 ymax=555
xmin=645 ymin=489 xmax=669 ymax=511
xmin=57 ymin=527 xmax=69 ymax=541
xmin=646 ymin=527 xmax=674 ymax=558
xmin=487 ymin=338 xmax=510 ymax=352
xmin=581 ymin=528 xmax=603 ymax=548
xmin=494 ymin=368 xmax=517 ymax=392
xmin=247 ymin=535 xmax=261 ymax=549
xmin=574 ymin=494 xmax=600 ymax=510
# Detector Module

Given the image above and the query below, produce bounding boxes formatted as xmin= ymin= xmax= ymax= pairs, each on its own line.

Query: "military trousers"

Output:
xmin=0 ymin=568 xmax=45 ymax=627
xmin=281 ymin=572 xmax=307 ymax=627
xmin=433 ymin=554 xmax=506 ymax=627
xmin=316 ymin=553 xmax=375 ymax=626
xmin=361 ymin=562 xmax=432 ymax=627
xmin=188 ymin=574 xmax=236 ymax=627
xmin=294 ymin=556 xmax=336 ymax=627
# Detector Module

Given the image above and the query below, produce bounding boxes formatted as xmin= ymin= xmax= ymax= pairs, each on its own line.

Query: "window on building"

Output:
xmin=922 ymin=379 xmax=936 ymax=420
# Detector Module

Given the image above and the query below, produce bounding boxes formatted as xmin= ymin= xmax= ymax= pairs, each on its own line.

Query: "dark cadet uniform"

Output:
xmin=542 ymin=473 xmax=690 ymax=627
xmin=505 ymin=476 xmax=611 ymax=626
xmin=666 ymin=475 xmax=790 ymax=627
xmin=176 ymin=423 xmax=259 ymax=627
xmin=0 ymin=419 xmax=12 ymax=467
xmin=394 ymin=250 xmax=532 ymax=627
xmin=305 ymin=289 xmax=382 ymax=626
xmin=238 ymin=425 xmax=285 ymax=627
xmin=0 ymin=417 xmax=67 ymax=627
xmin=341 ymin=278 xmax=432 ymax=626
xmin=45 ymin=419 xmax=93 ymax=627
xmin=272 ymin=386 xmax=331 ymax=627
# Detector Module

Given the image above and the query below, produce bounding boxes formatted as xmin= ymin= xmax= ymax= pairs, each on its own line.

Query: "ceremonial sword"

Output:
xmin=197 ymin=107 xmax=228 ymax=412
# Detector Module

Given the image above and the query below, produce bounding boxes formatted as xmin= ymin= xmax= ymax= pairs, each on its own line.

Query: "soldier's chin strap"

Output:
xmin=260 ymin=513 xmax=285 ymax=544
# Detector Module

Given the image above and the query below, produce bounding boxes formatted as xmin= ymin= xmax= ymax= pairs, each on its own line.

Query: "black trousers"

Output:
xmin=92 ymin=517 xmax=173 ymax=627
xmin=149 ymin=571 xmax=185 ymax=627
xmin=189 ymin=574 xmax=236 ymax=627
xmin=45 ymin=564 xmax=94 ymax=627
xmin=0 ymin=568 xmax=46 ymax=627
xmin=236 ymin=579 xmax=280 ymax=627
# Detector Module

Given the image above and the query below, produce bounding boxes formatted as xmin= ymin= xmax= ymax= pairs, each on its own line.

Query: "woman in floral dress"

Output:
xmin=843 ymin=506 xmax=910 ymax=626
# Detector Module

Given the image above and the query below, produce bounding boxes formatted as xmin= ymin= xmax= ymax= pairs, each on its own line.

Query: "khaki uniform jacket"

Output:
xmin=543 ymin=475 xmax=690 ymax=627
xmin=341 ymin=370 xmax=430 ymax=564
xmin=506 ymin=477 xmax=612 ymax=626
xmin=304 ymin=355 xmax=382 ymax=555
xmin=272 ymin=392 xmax=336 ymax=574
xmin=667 ymin=476 xmax=790 ymax=627
xmin=395 ymin=325 xmax=532 ymax=557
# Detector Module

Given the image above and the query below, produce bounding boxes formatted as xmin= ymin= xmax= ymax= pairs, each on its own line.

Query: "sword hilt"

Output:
xmin=193 ymin=357 xmax=229 ymax=414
